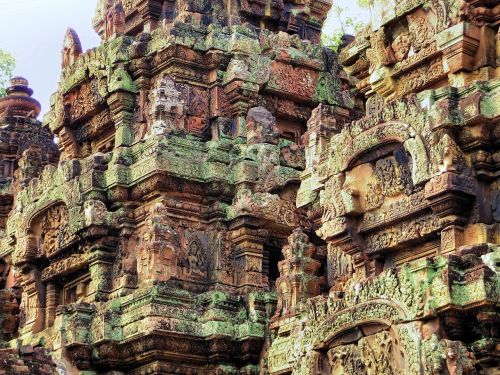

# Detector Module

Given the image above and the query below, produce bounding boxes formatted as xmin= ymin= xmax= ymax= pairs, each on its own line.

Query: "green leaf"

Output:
xmin=0 ymin=49 xmax=16 ymax=98
xmin=321 ymin=5 xmax=367 ymax=52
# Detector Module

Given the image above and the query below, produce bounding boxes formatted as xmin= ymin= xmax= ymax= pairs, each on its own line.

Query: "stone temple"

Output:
xmin=0 ymin=0 xmax=499 ymax=373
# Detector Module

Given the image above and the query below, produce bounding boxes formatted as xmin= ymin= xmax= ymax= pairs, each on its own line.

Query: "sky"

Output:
xmin=0 ymin=0 xmax=101 ymax=116
xmin=0 ymin=0 xmax=369 ymax=118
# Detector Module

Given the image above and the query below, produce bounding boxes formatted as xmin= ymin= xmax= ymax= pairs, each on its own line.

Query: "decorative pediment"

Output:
xmin=30 ymin=204 xmax=75 ymax=259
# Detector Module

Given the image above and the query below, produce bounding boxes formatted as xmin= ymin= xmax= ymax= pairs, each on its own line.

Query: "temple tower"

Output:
xmin=0 ymin=0 xmax=497 ymax=374
xmin=0 ymin=77 xmax=58 ymax=229
xmin=0 ymin=0 xmax=354 ymax=373
xmin=270 ymin=0 xmax=500 ymax=374
xmin=0 ymin=77 xmax=58 ymax=356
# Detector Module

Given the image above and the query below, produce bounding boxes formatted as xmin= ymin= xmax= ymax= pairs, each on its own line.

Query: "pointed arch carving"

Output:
xmin=329 ymin=121 xmax=431 ymax=187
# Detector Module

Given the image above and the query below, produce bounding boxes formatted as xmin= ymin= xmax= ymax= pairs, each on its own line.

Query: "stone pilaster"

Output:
xmin=88 ymin=250 xmax=114 ymax=302
xmin=45 ymin=282 xmax=58 ymax=328
xmin=229 ymin=226 xmax=268 ymax=291
xmin=108 ymin=92 xmax=136 ymax=147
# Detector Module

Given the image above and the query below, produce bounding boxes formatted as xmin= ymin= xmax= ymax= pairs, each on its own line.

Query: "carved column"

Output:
xmin=108 ymin=92 xmax=136 ymax=147
xmin=440 ymin=225 xmax=464 ymax=255
xmin=88 ymin=250 xmax=114 ymax=302
xmin=20 ymin=269 xmax=46 ymax=334
xmin=45 ymin=282 xmax=58 ymax=328
xmin=229 ymin=225 xmax=268 ymax=291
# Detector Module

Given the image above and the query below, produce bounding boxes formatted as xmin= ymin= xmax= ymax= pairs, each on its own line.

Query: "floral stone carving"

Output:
xmin=0 ymin=0 xmax=499 ymax=374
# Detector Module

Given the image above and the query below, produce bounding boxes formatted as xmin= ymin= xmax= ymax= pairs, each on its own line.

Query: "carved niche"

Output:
xmin=32 ymin=204 xmax=73 ymax=259
xmin=15 ymin=203 xmax=84 ymax=333
xmin=136 ymin=202 xmax=181 ymax=282
xmin=113 ymin=236 xmax=138 ymax=289
xmin=358 ymin=331 xmax=399 ymax=375
xmin=148 ymin=75 xmax=186 ymax=136
xmin=327 ymin=344 xmax=366 ymax=375
xmin=322 ymin=143 xmax=415 ymax=223
xmin=38 ymin=205 xmax=71 ymax=257
xmin=184 ymin=234 xmax=207 ymax=277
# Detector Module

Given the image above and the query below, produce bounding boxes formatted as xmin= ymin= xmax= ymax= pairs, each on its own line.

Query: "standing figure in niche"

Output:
xmin=105 ymin=0 xmax=125 ymax=39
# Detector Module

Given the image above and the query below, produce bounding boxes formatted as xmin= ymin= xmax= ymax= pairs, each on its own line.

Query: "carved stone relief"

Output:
xmin=148 ymin=76 xmax=186 ymax=136
xmin=35 ymin=205 xmax=73 ymax=258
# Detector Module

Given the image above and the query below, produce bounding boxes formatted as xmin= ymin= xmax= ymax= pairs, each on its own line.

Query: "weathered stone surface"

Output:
xmin=246 ymin=106 xmax=279 ymax=145
xmin=269 ymin=1 xmax=500 ymax=374
xmin=0 ymin=0 xmax=499 ymax=374
xmin=0 ymin=347 xmax=58 ymax=375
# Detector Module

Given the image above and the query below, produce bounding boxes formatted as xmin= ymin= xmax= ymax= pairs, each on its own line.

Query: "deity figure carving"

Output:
xmin=136 ymin=203 xmax=180 ymax=282
xmin=105 ymin=0 xmax=125 ymax=39
xmin=1 ymin=0 xmax=499 ymax=373
xmin=37 ymin=205 xmax=72 ymax=258
xmin=374 ymin=155 xmax=412 ymax=197
xmin=148 ymin=76 xmax=186 ymax=136
xmin=186 ymin=237 xmax=206 ymax=276
xmin=84 ymin=200 xmax=108 ymax=226
xmin=438 ymin=134 xmax=461 ymax=174
xmin=327 ymin=245 xmax=355 ymax=288
xmin=359 ymin=331 xmax=397 ymax=375
xmin=390 ymin=33 xmax=412 ymax=62
xmin=328 ymin=345 xmax=367 ymax=374
xmin=61 ymin=28 xmax=82 ymax=69
xmin=113 ymin=236 xmax=138 ymax=289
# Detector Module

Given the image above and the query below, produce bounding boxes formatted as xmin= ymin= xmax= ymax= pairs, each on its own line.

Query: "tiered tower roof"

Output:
xmin=0 ymin=77 xmax=41 ymax=119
